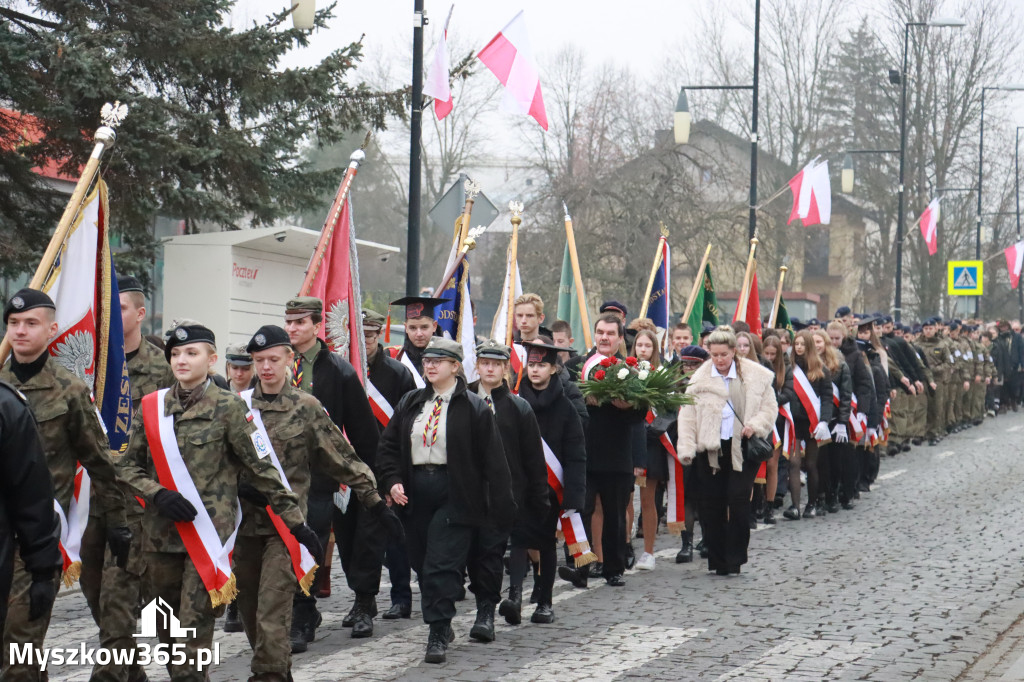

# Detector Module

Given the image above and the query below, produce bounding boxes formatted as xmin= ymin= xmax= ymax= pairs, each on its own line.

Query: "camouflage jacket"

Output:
xmin=238 ymin=383 xmax=381 ymax=537
xmin=980 ymin=342 xmax=998 ymax=379
xmin=127 ymin=339 xmax=173 ymax=403
xmin=950 ymin=336 xmax=973 ymax=383
xmin=916 ymin=336 xmax=953 ymax=383
xmin=117 ymin=381 xmax=304 ymax=553
xmin=0 ymin=355 xmax=126 ymax=526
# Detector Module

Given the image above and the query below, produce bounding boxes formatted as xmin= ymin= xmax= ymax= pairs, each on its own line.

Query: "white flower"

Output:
xmin=639 ymin=360 xmax=651 ymax=371
xmin=616 ymin=368 xmax=629 ymax=380
xmin=638 ymin=369 xmax=650 ymax=380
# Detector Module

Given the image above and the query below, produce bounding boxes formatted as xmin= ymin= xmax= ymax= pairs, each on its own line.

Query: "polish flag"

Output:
xmin=732 ymin=269 xmax=762 ymax=337
xmin=491 ymin=246 xmax=526 ymax=377
xmin=477 ymin=10 xmax=548 ymax=130
xmin=1005 ymin=240 xmax=1024 ymax=289
xmin=787 ymin=159 xmax=831 ymax=227
xmin=423 ymin=5 xmax=454 ymax=120
xmin=918 ymin=198 xmax=939 ymax=256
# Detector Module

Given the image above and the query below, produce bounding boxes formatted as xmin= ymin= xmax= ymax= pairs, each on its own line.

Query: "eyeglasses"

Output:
xmin=422 ymin=357 xmax=454 ymax=367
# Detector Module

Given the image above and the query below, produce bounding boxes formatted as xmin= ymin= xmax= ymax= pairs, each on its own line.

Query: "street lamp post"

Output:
xmin=1016 ymin=126 xmax=1024 ymax=319
xmin=894 ymin=17 xmax=964 ymax=323
xmin=839 ymin=149 xmax=899 ymax=194
xmin=406 ymin=0 xmax=426 ymax=296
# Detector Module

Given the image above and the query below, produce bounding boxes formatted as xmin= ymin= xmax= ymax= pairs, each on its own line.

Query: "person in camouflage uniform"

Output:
xmin=1 ymin=289 xmax=131 ymax=682
xmin=117 ymin=323 xmax=322 ymax=682
xmin=915 ymin=318 xmax=951 ymax=445
xmin=947 ymin=322 xmax=973 ymax=431
xmin=967 ymin=325 xmax=989 ymax=424
xmin=233 ymin=325 xmax=402 ymax=682
xmin=900 ymin=325 xmax=930 ymax=445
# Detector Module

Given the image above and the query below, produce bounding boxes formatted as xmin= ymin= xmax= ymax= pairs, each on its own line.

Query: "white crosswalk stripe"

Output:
xmin=715 ymin=636 xmax=879 ymax=680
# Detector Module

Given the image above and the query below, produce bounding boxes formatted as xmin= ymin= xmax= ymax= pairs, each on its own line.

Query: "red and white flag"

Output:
xmin=787 ymin=159 xmax=831 ymax=227
xmin=919 ymin=198 xmax=940 ymax=256
xmin=1006 ymin=240 xmax=1024 ymax=289
xmin=732 ymin=269 xmax=762 ymax=337
xmin=423 ymin=5 xmax=454 ymax=120
xmin=477 ymin=10 xmax=548 ymax=130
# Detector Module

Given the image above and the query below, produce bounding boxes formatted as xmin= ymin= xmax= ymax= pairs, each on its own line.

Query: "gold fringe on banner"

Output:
xmin=209 ymin=574 xmax=238 ymax=608
xmin=62 ymin=561 xmax=82 ymax=588
xmin=298 ymin=565 xmax=319 ymax=597
xmin=666 ymin=522 xmax=686 ymax=536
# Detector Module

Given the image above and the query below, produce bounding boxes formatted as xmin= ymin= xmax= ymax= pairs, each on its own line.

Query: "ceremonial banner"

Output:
xmin=1005 ymin=241 xmax=1024 ymax=289
xmin=787 ymin=159 xmax=831 ymax=226
xmin=423 ymin=5 xmax=455 ymax=120
xmin=919 ymin=198 xmax=940 ymax=256
xmin=732 ymin=269 xmax=762 ymax=336
xmin=477 ymin=10 xmax=548 ymax=130
xmin=685 ymin=262 xmax=719 ymax=335
xmin=644 ymin=239 xmax=671 ymax=352
xmin=556 ymin=244 xmax=586 ymax=353
xmin=775 ymin=294 xmax=794 ymax=338
xmin=437 ymin=240 xmax=478 ymax=383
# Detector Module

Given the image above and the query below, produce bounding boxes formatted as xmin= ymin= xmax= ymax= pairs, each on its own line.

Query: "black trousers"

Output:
xmin=693 ymin=442 xmax=758 ymax=572
xmin=294 ymin=492 xmax=334 ymax=613
xmin=582 ymin=471 xmax=634 ymax=578
xmin=830 ymin=441 xmax=858 ymax=503
xmin=384 ymin=539 xmax=412 ymax=606
xmin=466 ymin=524 xmax=509 ymax=606
xmin=333 ymin=499 xmax=386 ymax=596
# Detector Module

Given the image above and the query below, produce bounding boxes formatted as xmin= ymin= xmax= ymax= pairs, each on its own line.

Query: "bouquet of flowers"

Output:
xmin=579 ymin=355 xmax=692 ymax=414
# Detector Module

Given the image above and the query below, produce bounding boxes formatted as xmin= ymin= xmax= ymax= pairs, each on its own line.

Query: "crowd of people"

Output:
xmin=2 ymin=276 xmax=1023 ymax=681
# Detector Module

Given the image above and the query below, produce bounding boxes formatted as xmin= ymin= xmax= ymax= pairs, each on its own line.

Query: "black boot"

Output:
xmin=470 ymin=602 xmax=496 ymax=642
xmin=341 ymin=602 xmax=357 ymax=628
xmin=624 ymin=543 xmax=636 ymax=570
xmin=530 ymin=603 xmax=555 ymax=624
xmin=557 ymin=563 xmax=589 ymax=589
xmin=383 ymin=602 xmax=411 ymax=619
xmin=498 ymin=585 xmax=523 ymax=625
xmin=223 ymin=601 xmax=243 ymax=633
xmin=529 ymin=561 xmax=540 ymax=604
xmin=290 ymin=602 xmax=319 ymax=653
xmin=676 ymin=531 xmax=694 ymax=563
xmin=424 ymin=621 xmax=454 ymax=664
xmin=697 ymin=537 xmax=709 ymax=559
xmin=350 ymin=593 xmax=377 ymax=639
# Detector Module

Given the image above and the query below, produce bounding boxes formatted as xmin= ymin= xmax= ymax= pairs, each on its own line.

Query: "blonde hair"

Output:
xmin=793 ymin=330 xmax=825 ymax=381
xmin=735 ymin=331 xmax=762 ymax=361
xmin=513 ymin=293 xmax=544 ymax=316
xmin=627 ymin=317 xmax=657 ymax=333
xmin=762 ymin=335 xmax=786 ymax=390
xmin=706 ymin=325 xmax=736 ymax=349
xmin=812 ymin=329 xmax=841 ymax=374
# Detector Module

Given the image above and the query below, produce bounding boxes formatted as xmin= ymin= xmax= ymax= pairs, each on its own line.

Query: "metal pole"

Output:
xmin=894 ymin=22 xmax=912 ymax=324
xmin=976 ymin=89 xmax=986 ymax=317
xmin=748 ymin=0 xmax=761 ymax=242
xmin=1017 ymin=127 xmax=1023 ymax=320
xmin=406 ymin=0 xmax=425 ymax=296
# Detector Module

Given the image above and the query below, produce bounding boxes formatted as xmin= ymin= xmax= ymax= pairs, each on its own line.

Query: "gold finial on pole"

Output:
xmin=504 ymin=201 xmax=524 ymax=347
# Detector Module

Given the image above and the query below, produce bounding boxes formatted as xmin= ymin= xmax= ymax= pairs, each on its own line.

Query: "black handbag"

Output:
xmin=726 ymin=400 xmax=773 ymax=464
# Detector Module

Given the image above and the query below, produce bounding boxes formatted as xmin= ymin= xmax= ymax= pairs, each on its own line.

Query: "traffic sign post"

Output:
xmin=947 ymin=260 xmax=984 ymax=296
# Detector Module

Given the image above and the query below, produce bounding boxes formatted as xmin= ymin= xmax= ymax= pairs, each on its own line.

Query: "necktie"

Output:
xmin=484 ymin=396 xmax=493 ymax=413
xmin=423 ymin=396 xmax=443 ymax=447
xmin=292 ymin=356 xmax=303 ymax=388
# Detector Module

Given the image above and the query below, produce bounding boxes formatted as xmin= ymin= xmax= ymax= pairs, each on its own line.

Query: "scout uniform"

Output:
xmin=117 ymin=324 xmax=315 ymax=682
xmin=1 ymin=289 xmax=130 ymax=682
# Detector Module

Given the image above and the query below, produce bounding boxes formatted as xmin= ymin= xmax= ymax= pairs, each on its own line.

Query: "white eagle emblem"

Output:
xmin=326 ymin=300 xmax=350 ymax=357
xmin=53 ymin=331 xmax=96 ymax=391
xmin=11 ymin=296 xmax=24 ymax=309
xmin=254 ymin=333 xmax=266 ymax=346
xmin=175 ymin=328 xmax=188 ymax=341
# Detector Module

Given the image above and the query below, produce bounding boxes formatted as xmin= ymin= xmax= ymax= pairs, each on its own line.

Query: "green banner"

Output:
xmin=686 ymin=262 xmax=719 ymax=334
xmin=556 ymin=243 xmax=586 ymax=352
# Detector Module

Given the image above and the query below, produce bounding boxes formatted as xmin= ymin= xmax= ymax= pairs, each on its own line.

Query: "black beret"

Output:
xmin=679 ymin=345 xmax=710 ymax=362
xmin=4 ymin=288 xmax=55 ymax=323
xmin=835 ymin=306 xmax=852 ymax=318
xmin=164 ymin=324 xmax=216 ymax=362
xmin=600 ymin=300 xmax=628 ymax=317
xmin=246 ymin=325 xmax=292 ymax=354
xmin=117 ymin=275 xmax=145 ymax=294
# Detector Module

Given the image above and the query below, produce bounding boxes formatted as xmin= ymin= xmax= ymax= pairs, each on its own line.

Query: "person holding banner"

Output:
xmin=1 ymin=289 xmax=131 ymax=682
xmin=234 ymin=325 xmax=402 ymax=682
xmin=117 ymin=323 xmax=320 ymax=682
xmin=119 ymin=274 xmax=174 ymax=402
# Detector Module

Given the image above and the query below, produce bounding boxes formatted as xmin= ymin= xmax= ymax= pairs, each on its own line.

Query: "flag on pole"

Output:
xmin=919 ymin=198 xmax=940 ymax=256
xmin=477 ymin=10 xmax=548 ymax=130
xmin=775 ymin=294 xmax=794 ymax=339
xmin=733 ymin=268 xmax=762 ymax=336
xmin=787 ymin=159 xmax=831 ymax=227
xmin=492 ymin=244 xmax=525 ymax=375
xmin=556 ymin=244 xmax=585 ymax=353
xmin=306 ymin=193 xmax=367 ymax=380
xmin=423 ymin=5 xmax=455 ymax=120
xmin=437 ymin=239 xmax=478 ymax=382
xmin=645 ymin=240 xmax=671 ymax=351
xmin=685 ymin=262 xmax=719 ymax=335
xmin=41 ymin=178 xmax=132 ymax=583
xmin=1005 ymin=240 xmax=1024 ymax=289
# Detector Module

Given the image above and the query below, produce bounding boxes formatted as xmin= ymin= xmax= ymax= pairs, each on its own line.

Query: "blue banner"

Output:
xmin=99 ymin=256 xmax=132 ymax=453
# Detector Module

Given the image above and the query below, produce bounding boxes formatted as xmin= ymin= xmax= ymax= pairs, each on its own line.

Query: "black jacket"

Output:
xmin=376 ymin=377 xmax=515 ymax=528
xmin=860 ymin=341 xmax=888 ymax=429
xmin=366 ymin=344 xmax=417 ymax=434
xmin=829 ymin=360 xmax=853 ymax=426
xmin=309 ymin=339 xmax=380 ymax=490
xmin=840 ymin=337 xmax=875 ymax=420
xmin=781 ymin=361 xmax=833 ymax=425
xmin=993 ymin=331 xmax=1024 ymax=378
xmin=519 ymin=373 xmax=587 ymax=510
xmin=0 ymin=380 xmax=61 ymax=630
xmin=882 ymin=332 xmax=925 ymax=388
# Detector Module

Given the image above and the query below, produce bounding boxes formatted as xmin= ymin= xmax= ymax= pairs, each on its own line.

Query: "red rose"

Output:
xmin=600 ymin=357 xmax=614 ymax=368
xmin=609 ymin=356 xmax=619 ymax=364
xmin=594 ymin=369 xmax=606 ymax=380
xmin=626 ymin=356 xmax=638 ymax=367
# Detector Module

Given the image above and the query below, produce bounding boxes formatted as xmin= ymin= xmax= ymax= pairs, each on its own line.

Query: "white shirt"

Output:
xmin=711 ymin=361 xmax=737 ymax=440
xmin=411 ymin=383 xmax=457 ymax=465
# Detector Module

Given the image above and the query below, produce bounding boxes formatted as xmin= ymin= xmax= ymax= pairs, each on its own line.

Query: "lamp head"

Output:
xmin=927 ymin=17 xmax=966 ymax=27
xmin=291 ymin=0 xmax=315 ymax=30
xmin=673 ymin=88 xmax=691 ymax=145
xmin=841 ymin=154 xmax=854 ymax=194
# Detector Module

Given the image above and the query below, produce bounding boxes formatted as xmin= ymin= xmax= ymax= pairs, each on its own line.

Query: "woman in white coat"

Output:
xmin=677 ymin=326 xmax=778 ymax=575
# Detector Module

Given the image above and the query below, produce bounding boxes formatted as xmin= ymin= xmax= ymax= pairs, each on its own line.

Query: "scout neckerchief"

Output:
xmin=142 ymin=389 xmax=242 ymax=607
xmin=541 ymin=438 xmax=597 ymax=568
xmin=240 ymin=389 xmax=319 ymax=594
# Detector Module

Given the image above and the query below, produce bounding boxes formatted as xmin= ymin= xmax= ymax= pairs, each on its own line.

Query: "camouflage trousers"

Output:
xmin=141 ymin=551 xmax=224 ymax=682
xmin=1 ymin=552 xmax=61 ymax=681
xmin=79 ymin=513 xmax=147 ymax=682
xmin=889 ymin=391 xmax=913 ymax=445
xmin=910 ymin=391 xmax=928 ymax=439
xmin=925 ymin=385 xmax=945 ymax=440
xmin=234 ymin=534 xmax=294 ymax=682
xmin=970 ymin=380 xmax=987 ymax=421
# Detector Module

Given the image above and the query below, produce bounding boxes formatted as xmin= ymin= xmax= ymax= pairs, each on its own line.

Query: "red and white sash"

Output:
xmin=580 ymin=352 xmax=610 ymax=382
xmin=240 ymin=390 xmax=319 ymax=594
xmin=398 ymin=350 xmax=426 ymax=389
xmin=366 ymin=379 xmax=394 ymax=427
xmin=53 ymin=464 xmax=90 ymax=586
xmin=792 ymin=365 xmax=822 ymax=429
xmin=848 ymin=394 xmax=866 ymax=440
xmin=541 ymin=438 xmax=597 ymax=567
xmin=646 ymin=409 xmax=686 ymax=533
xmin=142 ymin=390 xmax=241 ymax=607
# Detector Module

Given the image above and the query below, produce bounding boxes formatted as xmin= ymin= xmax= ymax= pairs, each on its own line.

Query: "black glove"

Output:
xmin=28 ymin=571 xmax=57 ymax=621
xmin=153 ymin=489 xmax=198 ymax=522
xmin=289 ymin=523 xmax=325 ymax=566
xmin=106 ymin=526 xmax=133 ymax=569
xmin=370 ymin=500 xmax=406 ymax=543
xmin=237 ymin=481 xmax=269 ymax=507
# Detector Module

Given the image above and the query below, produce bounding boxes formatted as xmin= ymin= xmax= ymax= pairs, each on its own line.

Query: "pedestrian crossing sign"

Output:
xmin=947 ymin=260 xmax=983 ymax=296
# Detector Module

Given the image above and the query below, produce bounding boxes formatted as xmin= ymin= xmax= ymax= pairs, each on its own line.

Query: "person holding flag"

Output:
xmin=119 ymin=274 xmax=174 ymax=402
xmin=1 ymin=289 xmax=131 ymax=682
xmin=234 ymin=324 xmax=402 ymax=682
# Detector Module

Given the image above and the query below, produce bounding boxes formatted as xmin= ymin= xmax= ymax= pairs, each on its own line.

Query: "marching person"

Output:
xmin=120 ymin=274 xmax=174 ymax=401
xmin=388 ymin=296 xmax=447 ymax=380
xmin=632 ymin=329 xmax=669 ymax=570
xmin=916 ymin=318 xmax=950 ymax=445
xmin=672 ymin=345 xmax=711 ymax=561
xmin=117 ymin=322 xmax=321 ymax=682
xmin=677 ymin=326 xmax=777 ymax=576
xmin=282 ymin=296 xmax=381 ymax=645
xmin=234 ymin=325 xmax=403 ymax=682
xmin=468 ymin=340 xmax=547 ymax=638
xmin=856 ymin=317 xmax=889 ymax=490
xmin=830 ymin=321 xmax=874 ymax=506
xmin=224 ymin=345 xmax=255 ymax=393
xmin=376 ymin=337 xmax=515 ymax=664
xmin=1 ymin=289 xmax=131 ymax=682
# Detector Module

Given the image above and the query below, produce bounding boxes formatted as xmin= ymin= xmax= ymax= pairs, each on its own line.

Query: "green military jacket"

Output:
xmin=0 ymin=355 xmax=126 ymax=526
xmin=118 ymin=380 xmax=304 ymax=553
xmin=981 ymin=341 xmax=997 ymax=379
xmin=238 ymin=383 xmax=382 ymax=537
xmin=916 ymin=335 xmax=953 ymax=383
xmin=910 ymin=341 xmax=935 ymax=386
xmin=950 ymin=336 xmax=973 ymax=383
xmin=127 ymin=338 xmax=173 ymax=403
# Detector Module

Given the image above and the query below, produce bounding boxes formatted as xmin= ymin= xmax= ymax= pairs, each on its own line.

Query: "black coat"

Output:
xmin=376 ymin=377 xmax=515 ymax=528
xmin=519 ymin=373 xmax=586 ymax=510
xmin=993 ymin=331 xmax=1024 ymax=378
xmin=860 ymin=342 xmax=888 ymax=429
xmin=840 ymin=337 xmax=875 ymax=420
xmin=830 ymin=360 xmax=853 ymax=427
xmin=309 ymin=339 xmax=380 ymax=489
xmin=0 ymin=380 xmax=61 ymax=631
xmin=781 ymin=362 xmax=833 ymax=425
xmin=366 ymin=344 xmax=417 ymax=434
xmin=882 ymin=333 xmax=925 ymax=388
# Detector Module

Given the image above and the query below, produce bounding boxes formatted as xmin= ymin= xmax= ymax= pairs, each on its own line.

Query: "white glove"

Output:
xmin=561 ymin=509 xmax=577 ymax=518
xmin=831 ymin=424 xmax=848 ymax=443
xmin=856 ymin=412 xmax=867 ymax=427
xmin=812 ymin=422 xmax=831 ymax=441
xmin=333 ymin=485 xmax=352 ymax=513
xmin=866 ymin=427 xmax=877 ymax=442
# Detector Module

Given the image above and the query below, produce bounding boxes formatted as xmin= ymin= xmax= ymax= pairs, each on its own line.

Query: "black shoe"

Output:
xmin=424 ymin=622 xmax=454 ymax=664
xmin=530 ymin=603 xmax=555 ymax=624
xmin=498 ymin=585 xmax=522 ymax=625
xmin=902 ymin=443 xmax=912 ymax=452
xmin=307 ymin=612 xmax=322 ymax=643
xmin=928 ymin=438 xmax=941 ymax=446
xmin=290 ymin=604 xmax=320 ymax=653
xmin=803 ymin=504 xmax=817 ymax=518
xmin=223 ymin=601 xmax=243 ymax=633
xmin=350 ymin=594 xmax=377 ymax=639
xmin=605 ymin=574 xmax=625 ymax=586
xmin=341 ymin=603 xmax=357 ymax=628
xmin=763 ymin=502 xmax=776 ymax=525
xmin=624 ymin=544 xmax=636 ymax=570
xmin=470 ymin=602 xmax=495 ymax=642
xmin=856 ymin=481 xmax=870 ymax=493
xmin=696 ymin=538 xmax=709 ymax=559
xmin=558 ymin=564 xmax=589 ymax=589
xmin=912 ymin=438 xmax=923 ymax=446
xmin=591 ymin=561 xmax=604 ymax=576
xmin=886 ymin=444 xmax=900 ymax=457
xmin=676 ymin=531 xmax=694 ymax=564
xmin=715 ymin=568 xmax=730 ymax=576
xmin=382 ymin=602 xmax=411 ymax=619
xmin=826 ymin=502 xmax=841 ymax=514
xmin=842 ymin=501 xmax=855 ymax=510
xmin=783 ymin=505 xmax=801 ymax=520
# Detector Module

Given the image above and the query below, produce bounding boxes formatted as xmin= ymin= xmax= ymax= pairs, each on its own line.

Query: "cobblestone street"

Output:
xmin=39 ymin=415 xmax=1024 ymax=680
